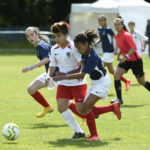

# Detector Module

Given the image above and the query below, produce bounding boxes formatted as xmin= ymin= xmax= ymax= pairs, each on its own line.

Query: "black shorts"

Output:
xmin=118 ymin=59 xmax=144 ymax=78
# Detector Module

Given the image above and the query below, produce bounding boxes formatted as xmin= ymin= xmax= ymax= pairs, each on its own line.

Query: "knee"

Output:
xmin=109 ymin=69 xmax=114 ymax=75
xmin=137 ymin=79 xmax=145 ymax=85
xmin=27 ymin=86 xmax=36 ymax=95
xmin=57 ymin=102 xmax=67 ymax=113
xmin=76 ymin=104 xmax=88 ymax=115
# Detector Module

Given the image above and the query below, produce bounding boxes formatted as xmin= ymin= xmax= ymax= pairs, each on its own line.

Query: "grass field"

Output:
xmin=0 ymin=49 xmax=150 ymax=150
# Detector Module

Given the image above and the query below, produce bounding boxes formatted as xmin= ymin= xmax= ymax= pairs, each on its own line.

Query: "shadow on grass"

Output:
xmin=121 ymin=104 xmax=145 ymax=108
xmin=3 ymin=142 xmax=18 ymax=144
xmin=108 ymin=93 xmax=115 ymax=97
xmin=46 ymin=138 xmax=109 ymax=148
xmin=26 ymin=123 xmax=67 ymax=129
xmin=130 ymin=83 xmax=140 ymax=87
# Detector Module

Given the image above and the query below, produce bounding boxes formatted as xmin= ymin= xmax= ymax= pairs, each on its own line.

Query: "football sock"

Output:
xmin=115 ymin=80 xmax=122 ymax=100
xmin=120 ymin=76 xmax=128 ymax=83
xmin=93 ymin=104 xmax=114 ymax=115
xmin=31 ymin=91 xmax=49 ymax=107
xmin=85 ymin=112 xmax=98 ymax=136
xmin=69 ymin=103 xmax=85 ymax=119
xmin=144 ymin=81 xmax=150 ymax=91
xmin=61 ymin=109 xmax=84 ymax=133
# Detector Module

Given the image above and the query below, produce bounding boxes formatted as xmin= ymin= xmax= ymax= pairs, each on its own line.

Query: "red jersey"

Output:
xmin=115 ymin=30 xmax=141 ymax=61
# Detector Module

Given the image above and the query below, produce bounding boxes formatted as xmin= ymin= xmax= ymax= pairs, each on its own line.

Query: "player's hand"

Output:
xmin=53 ymin=76 xmax=64 ymax=82
xmin=120 ymin=57 xmax=126 ymax=63
xmin=55 ymin=72 xmax=65 ymax=76
xmin=141 ymin=48 xmax=145 ymax=52
xmin=114 ymin=50 xmax=118 ymax=55
xmin=45 ymin=76 xmax=50 ymax=85
xmin=22 ymin=67 xmax=30 ymax=73
xmin=93 ymin=42 xmax=97 ymax=47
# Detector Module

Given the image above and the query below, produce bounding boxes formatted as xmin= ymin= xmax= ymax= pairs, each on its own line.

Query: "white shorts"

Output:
xmin=102 ymin=52 xmax=114 ymax=63
xmin=84 ymin=74 xmax=111 ymax=102
xmin=35 ymin=72 xmax=57 ymax=89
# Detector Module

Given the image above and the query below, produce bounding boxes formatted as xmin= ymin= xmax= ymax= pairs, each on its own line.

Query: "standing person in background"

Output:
xmin=22 ymin=27 xmax=57 ymax=118
xmin=111 ymin=18 xmax=150 ymax=105
xmin=146 ymin=19 xmax=150 ymax=58
xmin=128 ymin=21 xmax=148 ymax=56
xmin=94 ymin=15 xmax=131 ymax=92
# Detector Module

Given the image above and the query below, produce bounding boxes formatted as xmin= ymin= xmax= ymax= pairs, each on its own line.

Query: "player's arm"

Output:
xmin=22 ymin=57 xmax=49 ymax=73
xmin=94 ymin=36 xmax=101 ymax=47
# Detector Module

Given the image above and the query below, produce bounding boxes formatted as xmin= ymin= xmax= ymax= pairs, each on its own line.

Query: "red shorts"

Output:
xmin=56 ymin=84 xmax=87 ymax=103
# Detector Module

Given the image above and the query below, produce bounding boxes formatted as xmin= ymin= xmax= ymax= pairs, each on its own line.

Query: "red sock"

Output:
xmin=93 ymin=104 xmax=114 ymax=116
xmin=85 ymin=112 xmax=98 ymax=136
xmin=120 ymin=76 xmax=128 ymax=83
xmin=31 ymin=91 xmax=49 ymax=107
xmin=69 ymin=103 xmax=85 ymax=119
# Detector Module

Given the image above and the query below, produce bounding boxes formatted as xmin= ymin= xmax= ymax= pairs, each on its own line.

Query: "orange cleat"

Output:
xmin=125 ymin=80 xmax=131 ymax=92
xmin=86 ymin=135 xmax=100 ymax=141
xmin=113 ymin=102 xmax=121 ymax=120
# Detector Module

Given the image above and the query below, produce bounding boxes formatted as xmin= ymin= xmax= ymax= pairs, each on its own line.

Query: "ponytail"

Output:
xmin=114 ymin=18 xmax=128 ymax=32
xmin=74 ymin=29 xmax=98 ymax=45
xmin=25 ymin=26 xmax=49 ymax=43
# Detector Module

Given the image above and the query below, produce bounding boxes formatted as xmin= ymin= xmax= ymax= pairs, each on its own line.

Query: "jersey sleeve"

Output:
xmin=36 ymin=45 xmax=49 ymax=58
xmin=107 ymin=28 xmax=115 ymax=36
xmin=138 ymin=31 xmax=148 ymax=42
xmin=72 ymin=46 xmax=82 ymax=63
xmin=49 ymin=47 xmax=57 ymax=67
xmin=82 ymin=55 xmax=98 ymax=74
xmin=125 ymin=34 xmax=137 ymax=49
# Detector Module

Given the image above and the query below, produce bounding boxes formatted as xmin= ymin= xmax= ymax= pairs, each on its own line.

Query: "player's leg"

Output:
xmin=132 ymin=59 xmax=150 ymax=91
xmin=56 ymin=85 xmax=85 ymax=139
xmin=111 ymin=67 xmax=126 ymax=104
xmin=27 ymin=74 xmax=53 ymax=117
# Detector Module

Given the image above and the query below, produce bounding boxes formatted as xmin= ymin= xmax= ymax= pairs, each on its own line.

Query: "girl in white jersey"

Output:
xmin=128 ymin=21 xmax=148 ymax=56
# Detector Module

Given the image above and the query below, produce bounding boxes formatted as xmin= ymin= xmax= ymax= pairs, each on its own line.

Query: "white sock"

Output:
xmin=61 ymin=109 xmax=84 ymax=133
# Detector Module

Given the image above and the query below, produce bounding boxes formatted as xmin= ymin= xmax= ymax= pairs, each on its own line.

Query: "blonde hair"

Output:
xmin=25 ymin=26 xmax=49 ymax=43
xmin=98 ymin=15 xmax=107 ymax=21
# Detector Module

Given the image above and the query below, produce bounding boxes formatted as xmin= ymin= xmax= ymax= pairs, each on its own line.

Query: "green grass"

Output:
xmin=0 ymin=50 xmax=150 ymax=150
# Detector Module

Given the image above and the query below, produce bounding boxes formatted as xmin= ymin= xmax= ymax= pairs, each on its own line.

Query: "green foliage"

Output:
xmin=0 ymin=51 xmax=150 ymax=149
xmin=0 ymin=0 xmax=97 ymax=26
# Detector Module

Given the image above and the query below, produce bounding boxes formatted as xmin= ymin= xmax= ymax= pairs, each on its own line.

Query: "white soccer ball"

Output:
xmin=2 ymin=123 xmax=20 ymax=140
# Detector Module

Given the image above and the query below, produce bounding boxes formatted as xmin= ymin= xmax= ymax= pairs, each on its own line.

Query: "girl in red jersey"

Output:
xmin=111 ymin=18 xmax=150 ymax=104
xmin=22 ymin=27 xmax=57 ymax=117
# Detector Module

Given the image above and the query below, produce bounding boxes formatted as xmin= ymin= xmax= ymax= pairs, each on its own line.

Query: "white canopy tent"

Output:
xmin=70 ymin=0 xmax=150 ymax=38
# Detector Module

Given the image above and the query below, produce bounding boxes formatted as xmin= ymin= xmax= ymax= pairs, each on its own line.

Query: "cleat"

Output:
xmin=110 ymin=98 xmax=123 ymax=105
xmin=36 ymin=106 xmax=53 ymax=118
xmin=80 ymin=118 xmax=86 ymax=125
xmin=70 ymin=132 xmax=85 ymax=139
xmin=113 ymin=102 xmax=121 ymax=120
xmin=86 ymin=135 xmax=100 ymax=141
xmin=125 ymin=80 xmax=131 ymax=92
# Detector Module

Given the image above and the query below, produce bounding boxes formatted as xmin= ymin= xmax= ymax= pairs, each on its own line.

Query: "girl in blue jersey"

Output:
xmin=53 ymin=29 xmax=121 ymax=141
xmin=94 ymin=15 xmax=131 ymax=92
xmin=22 ymin=27 xmax=56 ymax=118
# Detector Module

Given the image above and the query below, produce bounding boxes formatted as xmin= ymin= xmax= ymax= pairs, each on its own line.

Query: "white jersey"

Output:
xmin=131 ymin=30 xmax=148 ymax=55
xmin=50 ymin=41 xmax=86 ymax=86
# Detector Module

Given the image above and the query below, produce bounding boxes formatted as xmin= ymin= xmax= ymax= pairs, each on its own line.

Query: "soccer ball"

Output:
xmin=2 ymin=123 xmax=20 ymax=140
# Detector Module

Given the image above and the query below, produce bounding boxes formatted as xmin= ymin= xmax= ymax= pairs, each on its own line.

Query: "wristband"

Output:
xmin=29 ymin=66 xmax=34 ymax=70
xmin=65 ymin=72 xmax=68 ymax=75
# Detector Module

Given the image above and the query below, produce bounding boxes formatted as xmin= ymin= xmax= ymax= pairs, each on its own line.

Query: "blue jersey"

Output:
xmin=36 ymin=40 xmax=51 ymax=72
xmin=98 ymin=26 xmax=115 ymax=53
xmin=82 ymin=49 xmax=106 ymax=80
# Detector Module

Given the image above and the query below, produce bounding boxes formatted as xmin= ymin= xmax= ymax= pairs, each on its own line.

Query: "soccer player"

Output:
xmin=128 ymin=21 xmax=148 ymax=56
xmin=22 ymin=27 xmax=57 ymax=118
xmin=46 ymin=22 xmax=86 ymax=139
xmin=111 ymin=18 xmax=150 ymax=104
xmin=94 ymin=15 xmax=131 ymax=92
xmin=53 ymin=29 xmax=121 ymax=141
